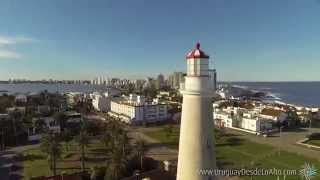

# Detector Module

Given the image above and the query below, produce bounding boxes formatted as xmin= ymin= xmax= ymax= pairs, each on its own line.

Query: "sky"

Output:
xmin=0 ymin=0 xmax=320 ymax=81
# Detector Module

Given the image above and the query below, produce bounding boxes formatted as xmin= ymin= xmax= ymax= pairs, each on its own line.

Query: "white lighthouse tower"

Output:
xmin=177 ymin=43 xmax=216 ymax=180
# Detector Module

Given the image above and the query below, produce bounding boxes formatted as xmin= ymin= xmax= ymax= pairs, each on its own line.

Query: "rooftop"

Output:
xmin=261 ymin=108 xmax=284 ymax=117
xmin=186 ymin=43 xmax=209 ymax=59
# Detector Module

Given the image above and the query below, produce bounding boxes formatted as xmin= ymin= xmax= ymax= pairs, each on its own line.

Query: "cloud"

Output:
xmin=0 ymin=36 xmax=35 ymax=46
xmin=0 ymin=35 xmax=35 ymax=60
xmin=0 ymin=50 xmax=21 ymax=59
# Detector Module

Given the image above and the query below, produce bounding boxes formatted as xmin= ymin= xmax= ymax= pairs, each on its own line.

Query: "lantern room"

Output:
xmin=186 ymin=43 xmax=210 ymax=77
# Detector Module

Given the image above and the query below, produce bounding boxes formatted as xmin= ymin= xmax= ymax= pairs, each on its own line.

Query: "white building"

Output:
xmin=177 ymin=43 xmax=216 ymax=180
xmin=28 ymin=117 xmax=61 ymax=141
xmin=214 ymin=110 xmax=233 ymax=128
xmin=214 ymin=106 xmax=273 ymax=134
xmin=241 ymin=110 xmax=273 ymax=133
xmin=15 ymin=94 xmax=27 ymax=103
xmin=109 ymin=94 xmax=168 ymax=124
xmin=90 ymin=92 xmax=110 ymax=112
xmin=65 ymin=92 xmax=82 ymax=107
xmin=6 ymin=107 xmax=26 ymax=115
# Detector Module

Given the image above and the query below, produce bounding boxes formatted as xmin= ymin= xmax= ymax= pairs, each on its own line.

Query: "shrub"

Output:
xmin=307 ymin=133 xmax=320 ymax=140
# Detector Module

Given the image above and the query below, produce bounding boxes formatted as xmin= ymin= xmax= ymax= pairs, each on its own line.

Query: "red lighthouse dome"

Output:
xmin=186 ymin=42 xmax=209 ymax=59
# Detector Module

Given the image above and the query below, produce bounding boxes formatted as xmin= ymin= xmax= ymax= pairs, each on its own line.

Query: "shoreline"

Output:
xmin=218 ymin=83 xmax=320 ymax=109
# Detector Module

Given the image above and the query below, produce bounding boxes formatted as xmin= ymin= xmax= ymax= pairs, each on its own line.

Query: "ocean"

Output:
xmin=229 ymin=82 xmax=320 ymax=107
xmin=0 ymin=83 xmax=109 ymax=94
xmin=1 ymin=82 xmax=320 ymax=107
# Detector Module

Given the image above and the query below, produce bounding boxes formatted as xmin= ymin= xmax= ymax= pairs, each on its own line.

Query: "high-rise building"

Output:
xmin=143 ymin=77 xmax=156 ymax=89
xmin=177 ymin=43 xmax=216 ymax=180
xmin=209 ymin=69 xmax=217 ymax=91
xmin=168 ymin=72 xmax=185 ymax=89
xmin=156 ymin=74 xmax=165 ymax=89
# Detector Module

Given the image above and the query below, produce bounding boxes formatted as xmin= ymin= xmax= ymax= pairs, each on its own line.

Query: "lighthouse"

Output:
xmin=177 ymin=43 xmax=216 ymax=180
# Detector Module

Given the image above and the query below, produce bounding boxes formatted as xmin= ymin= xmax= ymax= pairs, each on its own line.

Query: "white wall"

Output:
xmin=110 ymin=101 xmax=167 ymax=124
xmin=241 ymin=118 xmax=258 ymax=132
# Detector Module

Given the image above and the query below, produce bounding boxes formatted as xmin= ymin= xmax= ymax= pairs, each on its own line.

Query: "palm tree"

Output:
xmin=9 ymin=109 xmax=23 ymax=145
xmin=90 ymin=166 xmax=106 ymax=180
xmin=103 ymin=120 xmax=131 ymax=180
xmin=75 ymin=126 xmax=90 ymax=172
xmin=307 ymin=112 xmax=313 ymax=134
xmin=53 ymin=112 xmax=67 ymax=131
xmin=40 ymin=133 xmax=62 ymax=175
xmin=135 ymin=138 xmax=147 ymax=170
xmin=33 ymin=118 xmax=48 ymax=134
xmin=40 ymin=90 xmax=49 ymax=105
xmin=61 ymin=129 xmax=73 ymax=152
xmin=118 ymin=131 xmax=130 ymax=155
xmin=287 ymin=110 xmax=300 ymax=128
xmin=164 ymin=125 xmax=173 ymax=139
xmin=0 ymin=120 xmax=10 ymax=150
xmin=108 ymin=149 xmax=128 ymax=180
xmin=101 ymin=132 xmax=111 ymax=150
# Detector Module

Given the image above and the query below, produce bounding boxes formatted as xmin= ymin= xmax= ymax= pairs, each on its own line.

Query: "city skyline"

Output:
xmin=1 ymin=0 xmax=320 ymax=81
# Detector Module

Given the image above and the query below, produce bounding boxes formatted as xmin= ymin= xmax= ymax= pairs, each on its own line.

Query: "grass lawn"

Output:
xmin=21 ymin=140 xmax=108 ymax=180
xmin=144 ymin=125 xmax=180 ymax=149
xmin=306 ymin=139 xmax=320 ymax=147
xmin=143 ymin=126 xmax=320 ymax=180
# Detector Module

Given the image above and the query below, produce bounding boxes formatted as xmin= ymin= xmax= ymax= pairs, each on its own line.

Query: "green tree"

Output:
xmin=53 ymin=112 xmax=67 ymax=130
xmin=39 ymin=90 xmax=49 ymax=105
xmin=40 ymin=133 xmax=62 ymax=175
xmin=0 ymin=95 xmax=14 ymax=113
xmin=164 ymin=125 xmax=173 ymax=139
xmin=214 ymin=128 xmax=223 ymax=142
xmin=287 ymin=110 xmax=300 ymax=127
xmin=104 ymin=120 xmax=130 ymax=180
xmin=135 ymin=138 xmax=147 ymax=170
xmin=8 ymin=109 xmax=23 ymax=145
xmin=90 ymin=166 xmax=106 ymax=180
xmin=33 ymin=118 xmax=48 ymax=134
xmin=107 ymin=149 xmax=128 ymax=180
xmin=101 ymin=132 xmax=111 ymax=150
xmin=76 ymin=99 xmax=93 ymax=115
xmin=22 ymin=114 xmax=33 ymax=136
xmin=75 ymin=126 xmax=90 ymax=172
xmin=119 ymin=131 xmax=130 ymax=154
xmin=61 ymin=129 xmax=73 ymax=152
xmin=0 ymin=119 xmax=10 ymax=150
xmin=127 ymin=84 xmax=135 ymax=94
xmin=143 ymin=86 xmax=158 ymax=99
